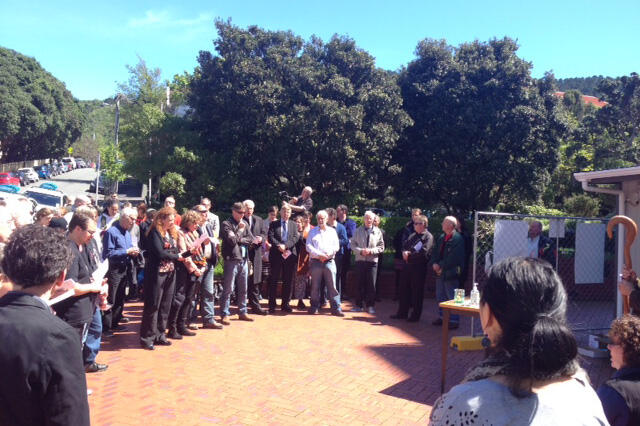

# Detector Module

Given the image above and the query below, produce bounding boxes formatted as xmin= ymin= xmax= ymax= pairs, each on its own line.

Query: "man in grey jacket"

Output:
xmin=350 ymin=211 xmax=385 ymax=314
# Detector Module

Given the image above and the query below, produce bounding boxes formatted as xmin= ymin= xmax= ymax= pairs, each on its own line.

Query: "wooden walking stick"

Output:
xmin=607 ymin=215 xmax=638 ymax=315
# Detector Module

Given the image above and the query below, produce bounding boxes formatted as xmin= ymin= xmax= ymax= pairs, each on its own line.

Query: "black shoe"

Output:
xmin=281 ymin=305 xmax=293 ymax=313
xmin=155 ymin=337 xmax=172 ymax=346
xmin=332 ymin=311 xmax=345 ymax=317
xmin=120 ymin=317 xmax=130 ymax=324
xmin=390 ymin=314 xmax=407 ymax=320
xmin=102 ymin=330 xmax=114 ymax=338
xmin=252 ymin=308 xmax=268 ymax=316
xmin=178 ymin=328 xmax=196 ymax=336
xmin=431 ymin=318 xmax=443 ymax=326
xmin=140 ymin=342 xmax=155 ymax=350
xmin=167 ymin=329 xmax=183 ymax=340
xmin=111 ymin=324 xmax=127 ymax=331
xmin=268 ymin=308 xmax=276 ymax=314
xmin=407 ymin=317 xmax=420 ymax=323
xmin=296 ymin=300 xmax=306 ymax=310
xmin=85 ymin=362 xmax=108 ymax=373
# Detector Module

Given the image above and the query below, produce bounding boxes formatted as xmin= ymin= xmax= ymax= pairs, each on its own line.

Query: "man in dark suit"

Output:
xmin=0 ymin=225 xmax=90 ymax=426
xmin=244 ymin=199 xmax=267 ymax=315
xmin=267 ymin=203 xmax=300 ymax=313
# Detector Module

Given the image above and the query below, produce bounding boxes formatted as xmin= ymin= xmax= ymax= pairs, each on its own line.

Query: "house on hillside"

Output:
xmin=555 ymin=91 xmax=608 ymax=108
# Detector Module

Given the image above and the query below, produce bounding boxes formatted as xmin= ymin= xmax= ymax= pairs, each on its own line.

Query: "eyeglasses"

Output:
xmin=197 ymin=210 xmax=207 ymax=213
xmin=413 ymin=222 xmax=425 ymax=226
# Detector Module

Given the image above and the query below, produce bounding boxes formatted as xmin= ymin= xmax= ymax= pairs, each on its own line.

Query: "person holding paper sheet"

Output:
xmin=350 ymin=211 xmax=385 ymax=314
xmin=102 ymin=207 xmax=139 ymax=335
xmin=194 ymin=204 xmax=223 ymax=329
xmin=267 ymin=203 xmax=300 ymax=313
xmin=392 ymin=214 xmax=433 ymax=322
xmin=243 ymin=199 xmax=268 ymax=315
xmin=52 ymin=212 xmax=104 ymax=347
xmin=0 ymin=225 xmax=90 ymax=426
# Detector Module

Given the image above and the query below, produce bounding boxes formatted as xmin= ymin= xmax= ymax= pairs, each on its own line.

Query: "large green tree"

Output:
xmin=0 ymin=47 xmax=84 ymax=161
xmin=395 ymin=38 xmax=568 ymax=213
xmin=190 ymin=20 xmax=412 ymax=208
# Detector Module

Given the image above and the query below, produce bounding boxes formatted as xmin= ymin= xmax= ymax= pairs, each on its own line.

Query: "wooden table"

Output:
xmin=439 ymin=299 xmax=480 ymax=393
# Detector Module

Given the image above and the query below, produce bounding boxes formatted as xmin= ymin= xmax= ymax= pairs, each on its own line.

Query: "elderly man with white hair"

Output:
xmin=102 ymin=206 xmax=139 ymax=335
xmin=350 ymin=211 xmax=385 ymax=314
xmin=431 ymin=216 xmax=465 ymax=329
xmin=306 ymin=210 xmax=343 ymax=316
xmin=285 ymin=186 xmax=313 ymax=220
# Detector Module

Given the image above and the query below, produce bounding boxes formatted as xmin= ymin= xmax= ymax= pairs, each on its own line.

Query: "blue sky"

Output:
xmin=1 ymin=0 xmax=638 ymax=100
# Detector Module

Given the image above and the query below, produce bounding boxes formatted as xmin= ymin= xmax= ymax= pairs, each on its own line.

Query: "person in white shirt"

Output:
xmin=306 ymin=210 xmax=343 ymax=316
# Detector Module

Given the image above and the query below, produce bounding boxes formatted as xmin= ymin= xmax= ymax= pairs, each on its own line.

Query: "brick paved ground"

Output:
xmin=87 ymin=298 xmax=613 ymax=425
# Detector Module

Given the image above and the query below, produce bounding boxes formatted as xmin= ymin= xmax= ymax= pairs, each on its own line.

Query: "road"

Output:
xmin=48 ymin=167 xmax=97 ymax=200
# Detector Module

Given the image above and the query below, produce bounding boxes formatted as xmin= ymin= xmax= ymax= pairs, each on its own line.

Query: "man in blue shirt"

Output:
xmin=102 ymin=206 xmax=139 ymax=335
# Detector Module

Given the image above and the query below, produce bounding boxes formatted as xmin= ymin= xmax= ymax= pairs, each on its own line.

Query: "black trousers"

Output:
xmin=397 ymin=263 xmax=427 ymax=320
xmin=103 ymin=264 xmax=128 ymax=332
xmin=355 ymin=261 xmax=378 ymax=308
xmin=339 ymin=249 xmax=351 ymax=296
xmin=247 ymin=261 xmax=262 ymax=311
xmin=140 ymin=267 xmax=176 ymax=345
xmin=268 ymin=253 xmax=296 ymax=309
xmin=168 ymin=265 xmax=199 ymax=331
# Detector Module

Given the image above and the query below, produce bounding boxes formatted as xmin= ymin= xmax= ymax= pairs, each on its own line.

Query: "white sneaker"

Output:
xmin=87 ymin=389 xmax=93 ymax=396
xmin=367 ymin=306 xmax=375 ymax=314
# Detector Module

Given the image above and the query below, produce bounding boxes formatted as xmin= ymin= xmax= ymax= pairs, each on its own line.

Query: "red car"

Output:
xmin=0 ymin=172 xmax=20 ymax=186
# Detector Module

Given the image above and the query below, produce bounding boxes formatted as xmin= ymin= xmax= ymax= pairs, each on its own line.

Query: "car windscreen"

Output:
xmin=23 ymin=191 xmax=62 ymax=207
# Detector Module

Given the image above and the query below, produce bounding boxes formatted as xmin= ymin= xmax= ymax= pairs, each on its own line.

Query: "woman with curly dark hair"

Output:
xmin=430 ymin=257 xmax=607 ymax=425
xmin=597 ymin=315 xmax=640 ymax=426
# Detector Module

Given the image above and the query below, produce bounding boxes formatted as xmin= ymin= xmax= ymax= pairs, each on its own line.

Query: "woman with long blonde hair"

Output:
xmin=139 ymin=207 xmax=184 ymax=350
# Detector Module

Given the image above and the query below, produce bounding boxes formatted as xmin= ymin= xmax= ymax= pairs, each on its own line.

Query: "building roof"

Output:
xmin=574 ymin=165 xmax=640 ymax=185
xmin=554 ymin=91 xmax=608 ymax=108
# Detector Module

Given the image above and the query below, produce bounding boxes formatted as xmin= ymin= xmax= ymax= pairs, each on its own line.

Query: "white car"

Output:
xmin=61 ymin=157 xmax=76 ymax=170
xmin=22 ymin=187 xmax=66 ymax=209
xmin=18 ymin=167 xmax=39 ymax=183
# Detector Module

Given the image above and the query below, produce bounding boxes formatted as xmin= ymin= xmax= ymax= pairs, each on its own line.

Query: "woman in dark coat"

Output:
xmin=139 ymin=207 xmax=184 ymax=350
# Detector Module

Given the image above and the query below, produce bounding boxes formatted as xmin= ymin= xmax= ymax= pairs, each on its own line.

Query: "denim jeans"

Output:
xmin=200 ymin=262 xmax=216 ymax=324
xmin=436 ymin=277 xmax=459 ymax=323
xmin=83 ymin=307 xmax=102 ymax=365
xmin=221 ymin=259 xmax=248 ymax=316
xmin=310 ymin=259 xmax=341 ymax=312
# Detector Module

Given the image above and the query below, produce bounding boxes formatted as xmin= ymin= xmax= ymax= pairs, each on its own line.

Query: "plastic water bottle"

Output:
xmin=470 ymin=282 xmax=480 ymax=307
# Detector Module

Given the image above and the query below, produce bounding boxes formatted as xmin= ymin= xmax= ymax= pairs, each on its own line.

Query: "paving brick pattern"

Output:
xmin=87 ymin=299 xmax=613 ymax=425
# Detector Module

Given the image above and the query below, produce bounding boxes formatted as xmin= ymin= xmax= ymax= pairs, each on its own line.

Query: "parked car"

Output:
xmin=0 ymin=184 xmax=21 ymax=194
xmin=0 ymin=172 xmax=21 ymax=186
xmin=75 ymin=158 xmax=87 ymax=168
xmin=22 ymin=187 xmax=66 ymax=209
xmin=18 ymin=167 xmax=39 ymax=183
xmin=61 ymin=157 xmax=75 ymax=170
xmin=59 ymin=162 xmax=69 ymax=173
xmin=33 ymin=165 xmax=51 ymax=180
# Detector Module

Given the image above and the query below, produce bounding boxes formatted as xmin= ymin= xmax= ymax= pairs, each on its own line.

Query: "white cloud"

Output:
xmin=127 ymin=10 xmax=213 ymax=30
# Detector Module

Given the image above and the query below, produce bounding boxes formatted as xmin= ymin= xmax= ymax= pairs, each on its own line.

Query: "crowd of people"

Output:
xmin=1 ymin=185 xmax=640 ymax=425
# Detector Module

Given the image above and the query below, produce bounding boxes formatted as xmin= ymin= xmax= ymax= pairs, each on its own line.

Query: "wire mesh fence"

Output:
xmin=472 ymin=212 xmax=618 ymax=336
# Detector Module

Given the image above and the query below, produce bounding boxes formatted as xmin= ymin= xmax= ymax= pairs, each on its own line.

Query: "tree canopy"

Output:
xmin=189 ymin=20 xmax=412 ymax=208
xmin=395 ymin=37 xmax=568 ymax=213
xmin=0 ymin=47 xmax=84 ymax=161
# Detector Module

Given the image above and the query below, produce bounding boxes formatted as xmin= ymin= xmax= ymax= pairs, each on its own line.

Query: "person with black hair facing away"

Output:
xmin=597 ymin=315 xmax=640 ymax=426
xmin=0 ymin=225 xmax=90 ymax=425
xmin=429 ymin=257 xmax=607 ymax=425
